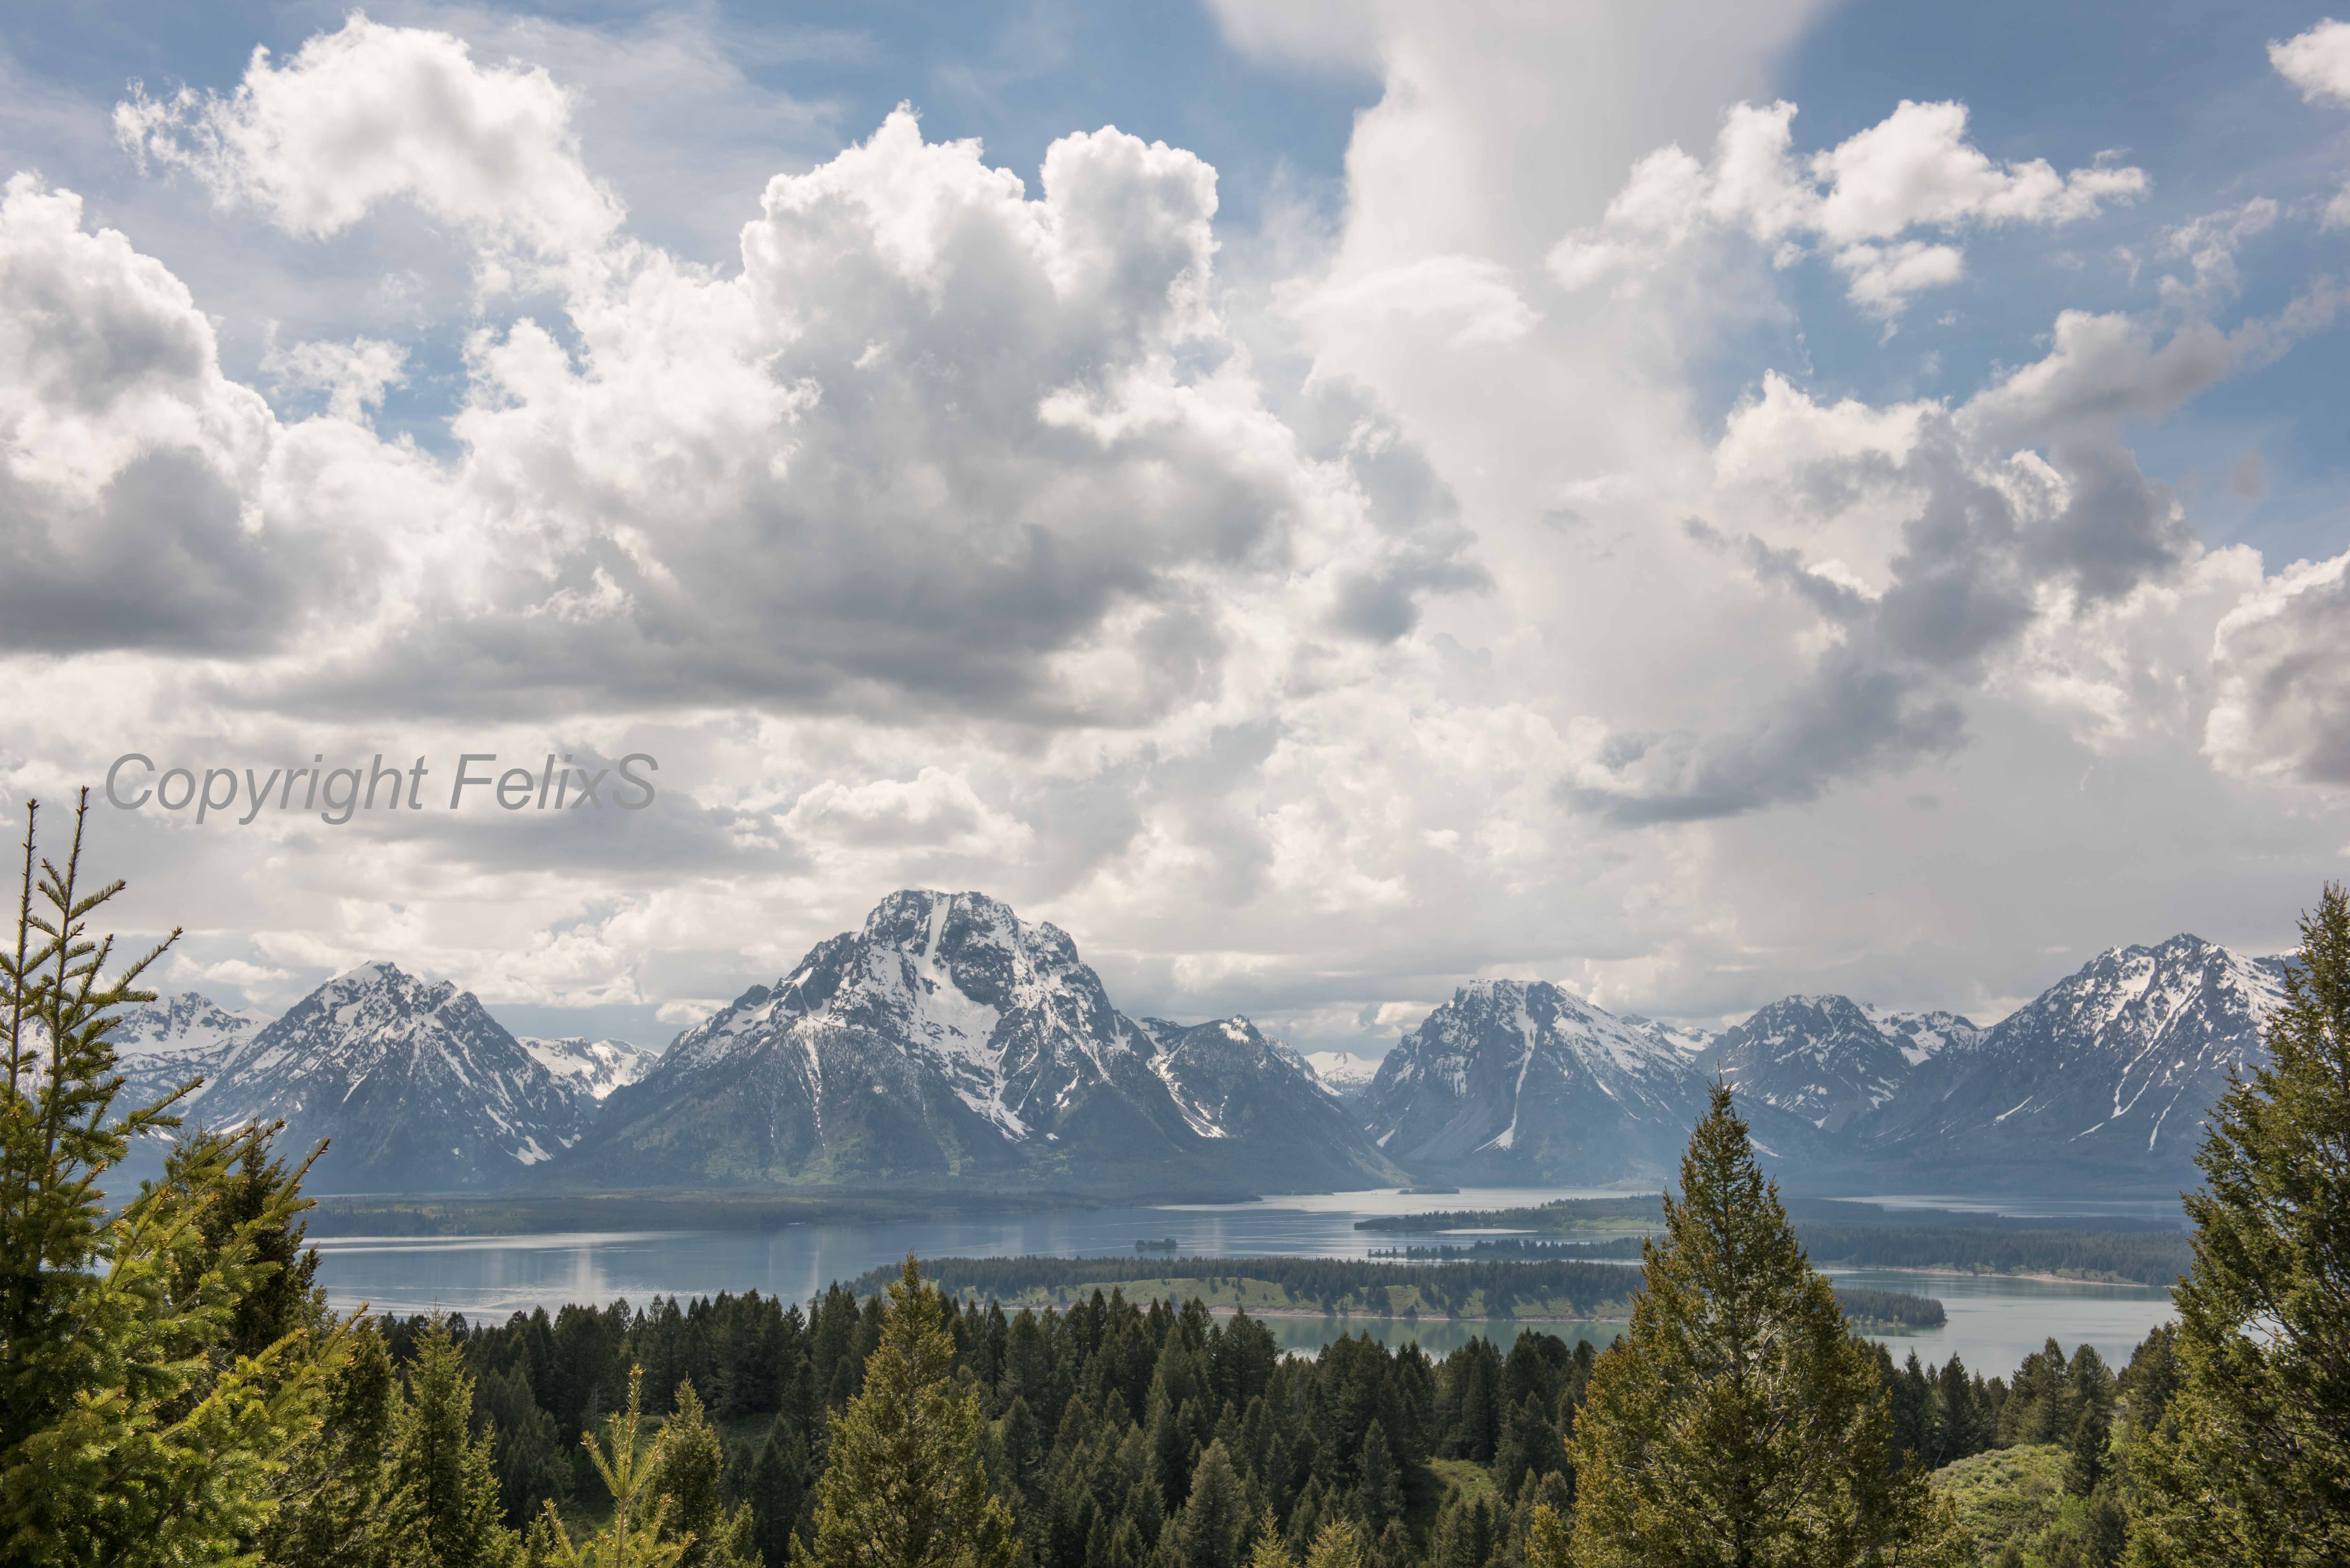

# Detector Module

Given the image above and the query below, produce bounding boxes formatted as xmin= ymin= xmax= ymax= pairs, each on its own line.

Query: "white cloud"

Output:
xmin=115 ymin=14 xmax=623 ymax=266
xmin=2271 ymin=19 xmax=2350 ymax=104
xmin=1548 ymin=98 xmax=2147 ymax=317
xmin=1 ymin=8 xmax=2345 ymax=1056
xmin=2273 ymin=20 xmax=2350 ymax=225
xmin=2206 ymin=546 xmax=2350 ymax=786
xmin=2159 ymin=198 xmax=2280 ymax=306
xmin=262 ymin=334 xmax=408 ymax=421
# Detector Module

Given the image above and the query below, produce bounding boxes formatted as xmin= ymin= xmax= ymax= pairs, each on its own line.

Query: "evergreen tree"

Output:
xmin=1566 ymin=1082 xmax=1965 ymax=1568
xmin=1175 ymin=1440 xmax=1247 ymax=1568
xmin=263 ymin=1320 xmax=400 ymax=1568
xmin=1301 ymin=1520 xmax=1362 ymax=1568
xmin=1353 ymin=1421 xmax=1401 ymax=1535
xmin=1245 ymin=1510 xmax=1292 ymax=1568
xmin=0 ymin=794 xmax=343 ymax=1565
xmin=1526 ymin=1502 xmax=1571 ymax=1568
xmin=527 ymin=1366 xmax=686 ymax=1568
xmin=646 ymin=1379 xmax=757 ymax=1568
xmin=478 ymin=1359 xmax=574 ymax=1528
xmin=2128 ymin=884 xmax=2350 ymax=1566
xmin=2064 ymin=1400 xmax=2109 ymax=1499
xmin=386 ymin=1318 xmax=521 ymax=1568
xmin=803 ymin=1255 xmax=1019 ymax=1568
xmin=747 ymin=1414 xmax=810 ymax=1567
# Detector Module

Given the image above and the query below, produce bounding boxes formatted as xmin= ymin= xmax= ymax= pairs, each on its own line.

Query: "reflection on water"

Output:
xmin=312 ymin=1186 xmax=2178 ymax=1378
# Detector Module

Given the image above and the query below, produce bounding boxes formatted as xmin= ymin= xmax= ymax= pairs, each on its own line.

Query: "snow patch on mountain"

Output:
xmin=200 ymin=962 xmax=592 ymax=1191
xmin=106 ymin=991 xmax=269 ymax=1105
xmin=518 ymin=1036 xmax=662 ymax=1100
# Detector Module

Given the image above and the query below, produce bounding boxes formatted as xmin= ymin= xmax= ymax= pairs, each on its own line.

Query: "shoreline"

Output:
xmin=1829 ymin=1262 xmax=2176 ymax=1291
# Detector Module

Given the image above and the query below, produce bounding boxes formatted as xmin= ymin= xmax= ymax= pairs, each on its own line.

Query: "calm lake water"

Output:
xmin=312 ymin=1186 xmax=2179 ymax=1381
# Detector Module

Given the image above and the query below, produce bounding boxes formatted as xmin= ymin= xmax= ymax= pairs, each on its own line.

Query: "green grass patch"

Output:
xmin=1930 ymin=1443 xmax=2067 ymax=1548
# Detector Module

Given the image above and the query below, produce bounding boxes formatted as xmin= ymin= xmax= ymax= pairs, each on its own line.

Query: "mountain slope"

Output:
xmin=558 ymin=890 xmax=1401 ymax=1192
xmin=1304 ymin=1051 xmax=1382 ymax=1108
xmin=519 ymin=1036 xmax=662 ymax=1100
xmin=1363 ymin=979 xmax=1730 ymax=1183
xmin=1858 ymin=934 xmax=2284 ymax=1188
xmin=106 ymin=991 xmax=267 ymax=1107
xmin=1701 ymin=996 xmax=1980 ymax=1134
xmin=198 ymin=963 xmax=593 ymax=1192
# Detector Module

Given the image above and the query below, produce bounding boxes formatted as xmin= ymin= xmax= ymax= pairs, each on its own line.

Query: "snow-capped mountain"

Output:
xmin=1130 ymin=1017 xmax=1378 ymax=1170
xmin=559 ymin=891 xmax=1402 ymax=1191
xmin=1622 ymin=1015 xmax=1720 ymax=1058
xmin=105 ymin=991 xmax=268 ymax=1106
xmin=199 ymin=963 xmax=595 ymax=1192
xmin=518 ymin=1035 xmax=662 ymax=1100
xmin=1305 ymin=1051 xmax=1383 ymax=1106
xmin=1860 ymin=934 xmax=2285 ymax=1187
xmin=1700 ymin=996 xmax=1981 ymax=1134
xmin=1360 ymin=979 xmax=1802 ymax=1183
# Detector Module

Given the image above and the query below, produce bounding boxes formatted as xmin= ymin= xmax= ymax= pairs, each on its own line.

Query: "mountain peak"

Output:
xmin=201 ymin=965 xmax=588 ymax=1192
xmin=563 ymin=888 xmax=1400 ymax=1191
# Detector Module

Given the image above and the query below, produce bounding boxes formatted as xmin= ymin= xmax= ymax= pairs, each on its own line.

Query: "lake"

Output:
xmin=312 ymin=1186 xmax=2179 ymax=1380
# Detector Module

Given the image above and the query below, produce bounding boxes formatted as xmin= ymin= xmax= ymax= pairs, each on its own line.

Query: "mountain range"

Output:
xmin=101 ymin=891 xmax=2289 ymax=1196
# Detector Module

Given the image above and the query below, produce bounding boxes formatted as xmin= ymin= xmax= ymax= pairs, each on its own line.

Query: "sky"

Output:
xmin=3 ymin=0 xmax=2348 ymax=1055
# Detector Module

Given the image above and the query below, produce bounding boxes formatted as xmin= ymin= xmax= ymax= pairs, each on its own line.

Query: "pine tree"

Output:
xmin=1566 ymin=1082 xmax=1965 ymax=1568
xmin=1175 ymin=1440 xmax=1247 ymax=1568
xmin=263 ymin=1320 xmax=400 ymax=1568
xmin=477 ymin=1359 xmax=574 ymax=1529
xmin=386 ymin=1318 xmax=521 ymax=1568
xmin=527 ymin=1366 xmax=685 ymax=1568
xmin=646 ymin=1379 xmax=757 ymax=1568
xmin=1354 ymin=1421 xmax=1401 ymax=1534
xmin=0 ymin=794 xmax=344 ymax=1565
xmin=1245 ymin=1511 xmax=1293 ymax=1568
xmin=2064 ymin=1400 xmax=2109 ymax=1499
xmin=1301 ymin=1520 xmax=1363 ymax=1568
xmin=747 ymin=1414 xmax=810 ymax=1567
xmin=1525 ymin=1502 xmax=1571 ymax=1568
xmin=2128 ymin=883 xmax=2350 ymax=1566
xmin=803 ymin=1255 xmax=1020 ymax=1568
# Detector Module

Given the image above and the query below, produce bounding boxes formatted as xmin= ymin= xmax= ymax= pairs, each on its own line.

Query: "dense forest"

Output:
xmin=377 ymin=1268 xmax=2066 ymax=1564
xmin=1396 ymin=1227 xmax=2195 ymax=1287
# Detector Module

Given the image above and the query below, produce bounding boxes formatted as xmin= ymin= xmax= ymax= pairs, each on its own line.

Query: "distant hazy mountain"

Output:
xmin=106 ymin=991 xmax=267 ymax=1106
xmin=1701 ymin=996 xmax=1981 ymax=1134
xmin=1858 ymin=934 xmax=2283 ymax=1189
xmin=199 ymin=963 xmax=594 ymax=1192
xmin=1304 ymin=1051 xmax=1382 ymax=1106
xmin=518 ymin=1035 xmax=662 ymax=1100
xmin=1621 ymin=1015 xmax=1719 ymax=1058
xmin=1360 ymin=979 xmax=1821 ymax=1183
xmin=557 ymin=891 xmax=1403 ymax=1192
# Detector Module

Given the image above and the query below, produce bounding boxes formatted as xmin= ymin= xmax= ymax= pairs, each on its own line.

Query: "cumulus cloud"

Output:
xmin=0 ymin=175 xmax=312 ymax=652
xmin=115 ymin=14 xmax=623 ymax=266
xmin=1548 ymin=99 xmax=2147 ymax=317
xmin=2271 ymin=19 xmax=2350 ymax=104
xmin=4 ymin=6 xmax=2347 ymax=1053
xmin=66 ymin=21 xmax=1485 ymax=728
xmin=2205 ymin=547 xmax=2350 ymax=785
xmin=1556 ymin=274 xmax=2349 ymax=825
xmin=2274 ymin=19 xmax=2350 ymax=225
